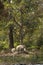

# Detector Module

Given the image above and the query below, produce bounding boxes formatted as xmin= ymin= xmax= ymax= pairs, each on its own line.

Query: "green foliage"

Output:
xmin=40 ymin=45 xmax=43 ymax=52
xmin=0 ymin=0 xmax=43 ymax=50
xmin=0 ymin=39 xmax=9 ymax=51
xmin=14 ymin=42 xmax=20 ymax=48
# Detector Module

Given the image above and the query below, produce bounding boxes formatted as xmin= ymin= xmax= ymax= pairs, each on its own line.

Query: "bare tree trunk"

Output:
xmin=20 ymin=23 xmax=23 ymax=45
xmin=9 ymin=25 xmax=14 ymax=49
xmin=20 ymin=9 xmax=23 ymax=45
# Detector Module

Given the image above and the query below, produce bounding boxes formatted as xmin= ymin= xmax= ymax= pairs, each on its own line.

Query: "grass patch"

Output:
xmin=0 ymin=53 xmax=43 ymax=63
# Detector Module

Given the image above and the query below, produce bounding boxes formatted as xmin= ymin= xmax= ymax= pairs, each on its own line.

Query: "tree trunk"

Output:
xmin=20 ymin=23 xmax=23 ymax=45
xmin=9 ymin=25 xmax=14 ymax=49
xmin=20 ymin=9 xmax=23 ymax=45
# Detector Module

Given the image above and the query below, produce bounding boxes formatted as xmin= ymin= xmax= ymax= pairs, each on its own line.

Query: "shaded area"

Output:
xmin=0 ymin=53 xmax=43 ymax=64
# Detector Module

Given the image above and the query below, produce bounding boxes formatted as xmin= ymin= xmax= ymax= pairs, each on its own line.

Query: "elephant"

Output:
xmin=16 ymin=45 xmax=28 ymax=54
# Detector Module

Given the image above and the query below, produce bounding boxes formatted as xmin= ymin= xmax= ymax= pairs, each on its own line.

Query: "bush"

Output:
xmin=40 ymin=45 xmax=43 ymax=52
xmin=31 ymin=45 xmax=38 ymax=50
xmin=14 ymin=42 xmax=20 ymax=48
xmin=28 ymin=54 xmax=39 ymax=63
xmin=0 ymin=41 xmax=9 ymax=51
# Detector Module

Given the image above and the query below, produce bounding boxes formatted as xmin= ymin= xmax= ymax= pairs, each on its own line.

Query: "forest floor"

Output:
xmin=0 ymin=50 xmax=43 ymax=64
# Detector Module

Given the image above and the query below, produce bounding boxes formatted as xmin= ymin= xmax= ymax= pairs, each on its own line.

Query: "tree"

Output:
xmin=9 ymin=24 xmax=14 ymax=48
xmin=0 ymin=0 xmax=43 ymax=49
